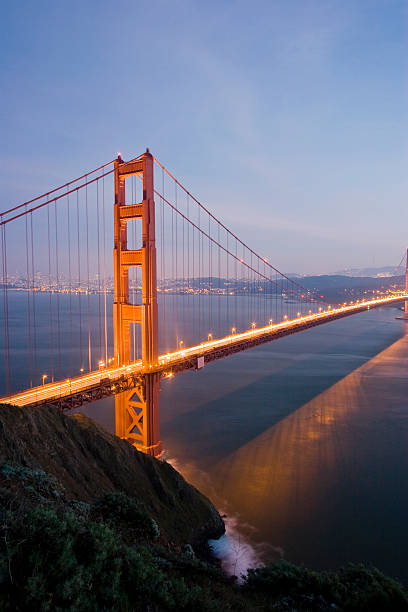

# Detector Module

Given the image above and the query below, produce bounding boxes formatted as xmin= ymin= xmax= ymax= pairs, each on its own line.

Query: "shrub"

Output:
xmin=92 ymin=491 xmax=160 ymax=541
xmin=0 ymin=506 xmax=187 ymax=610
xmin=337 ymin=563 xmax=408 ymax=612
xmin=244 ymin=560 xmax=408 ymax=611
xmin=1 ymin=461 xmax=64 ymax=499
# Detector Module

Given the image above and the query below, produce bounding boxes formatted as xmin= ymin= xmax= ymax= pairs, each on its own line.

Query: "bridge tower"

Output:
xmin=113 ymin=150 xmax=161 ymax=457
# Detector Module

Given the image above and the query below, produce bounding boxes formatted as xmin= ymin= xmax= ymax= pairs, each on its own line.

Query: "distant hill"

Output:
xmin=296 ymin=274 xmax=403 ymax=302
xmin=332 ymin=266 xmax=401 ymax=278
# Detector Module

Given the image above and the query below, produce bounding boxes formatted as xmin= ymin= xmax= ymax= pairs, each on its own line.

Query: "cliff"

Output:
xmin=0 ymin=403 xmax=224 ymax=547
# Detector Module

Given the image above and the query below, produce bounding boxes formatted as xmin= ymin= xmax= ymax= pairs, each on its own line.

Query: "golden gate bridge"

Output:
xmin=1 ymin=150 xmax=407 ymax=456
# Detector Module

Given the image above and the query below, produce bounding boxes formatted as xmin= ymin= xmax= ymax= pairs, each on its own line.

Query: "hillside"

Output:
xmin=0 ymin=404 xmax=223 ymax=547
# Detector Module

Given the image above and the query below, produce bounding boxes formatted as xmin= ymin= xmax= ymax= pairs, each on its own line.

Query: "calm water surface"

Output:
xmin=158 ymin=306 xmax=408 ymax=584
xmin=3 ymin=295 xmax=408 ymax=582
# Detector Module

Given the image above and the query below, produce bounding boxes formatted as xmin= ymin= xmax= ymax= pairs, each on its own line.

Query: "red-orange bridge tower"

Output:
xmin=113 ymin=150 xmax=161 ymax=456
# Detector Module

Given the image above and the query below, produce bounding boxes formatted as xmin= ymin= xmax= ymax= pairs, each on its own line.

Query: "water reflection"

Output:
xmin=78 ymin=307 xmax=408 ymax=583
xmin=164 ymin=318 xmax=408 ymax=582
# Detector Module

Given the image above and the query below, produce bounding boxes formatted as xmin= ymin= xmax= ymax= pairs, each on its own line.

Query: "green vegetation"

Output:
xmin=244 ymin=561 xmax=408 ymax=611
xmin=1 ymin=462 xmax=407 ymax=611
xmin=0 ymin=405 xmax=407 ymax=611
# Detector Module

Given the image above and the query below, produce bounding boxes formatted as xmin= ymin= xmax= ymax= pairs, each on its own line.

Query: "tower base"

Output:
xmin=115 ymin=373 xmax=161 ymax=457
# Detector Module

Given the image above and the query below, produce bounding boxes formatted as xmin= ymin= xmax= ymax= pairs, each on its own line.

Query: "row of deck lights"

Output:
xmin=184 ymin=293 xmax=405 ymax=349
xmin=38 ymin=292 xmax=406 ymax=386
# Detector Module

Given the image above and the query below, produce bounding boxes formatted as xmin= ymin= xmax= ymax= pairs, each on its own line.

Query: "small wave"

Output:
xmin=209 ymin=515 xmax=273 ymax=582
xmin=165 ymin=454 xmax=283 ymax=581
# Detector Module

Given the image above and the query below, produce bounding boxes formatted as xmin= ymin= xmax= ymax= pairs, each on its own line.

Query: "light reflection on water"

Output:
xmin=75 ymin=304 xmax=408 ymax=583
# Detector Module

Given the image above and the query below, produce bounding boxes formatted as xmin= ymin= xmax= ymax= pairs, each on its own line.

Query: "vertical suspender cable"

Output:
xmin=234 ymin=238 xmax=237 ymax=329
xmin=198 ymin=207 xmax=202 ymax=341
xmin=226 ymin=231 xmax=229 ymax=334
xmin=182 ymin=196 xmax=185 ymax=339
xmin=67 ymin=189 xmax=73 ymax=374
xmin=209 ymin=214 xmax=212 ymax=335
xmin=171 ymin=185 xmax=175 ymax=348
xmin=102 ymin=173 xmax=108 ymax=366
xmin=30 ymin=212 xmax=37 ymax=381
xmin=192 ymin=221 xmax=195 ymax=346
xmin=186 ymin=193 xmax=190 ymax=321
xmin=25 ymin=208 xmax=32 ymax=386
xmin=218 ymin=223 xmax=221 ymax=337
xmin=96 ymin=179 xmax=102 ymax=362
xmin=47 ymin=203 xmax=55 ymax=381
xmin=85 ymin=180 xmax=91 ymax=371
xmin=1 ymin=222 xmax=11 ymax=394
xmin=76 ymin=189 xmax=83 ymax=370
xmin=54 ymin=202 xmax=62 ymax=376
xmin=162 ymin=169 xmax=166 ymax=351
xmin=175 ymin=183 xmax=178 ymax=344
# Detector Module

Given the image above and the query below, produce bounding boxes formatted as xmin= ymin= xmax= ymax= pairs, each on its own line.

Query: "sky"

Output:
xmin=1 ymin=0 xmax=407 ymax=275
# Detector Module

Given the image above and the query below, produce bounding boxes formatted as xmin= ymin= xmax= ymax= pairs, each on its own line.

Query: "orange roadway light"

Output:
xmin=3 ymin=294 xmax=405 ymax=409
xmin=42 ymin=374 xmax=47 ymax=386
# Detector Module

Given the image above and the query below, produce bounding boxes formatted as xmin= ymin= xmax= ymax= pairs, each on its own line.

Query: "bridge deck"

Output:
xmin=1 ymin=294 xmax=406 ymax=410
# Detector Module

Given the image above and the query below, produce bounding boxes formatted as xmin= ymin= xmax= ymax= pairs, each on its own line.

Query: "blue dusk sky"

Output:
xmin=1 ymin=0 xmax=407 ymax=274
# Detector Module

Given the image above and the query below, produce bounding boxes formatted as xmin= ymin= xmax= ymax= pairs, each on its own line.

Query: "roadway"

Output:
xmin=1 ymin=294 xmax=406 ymax=408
